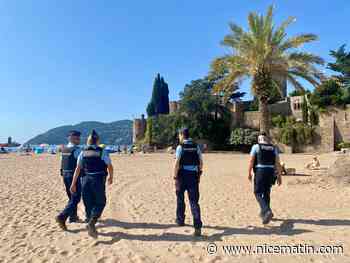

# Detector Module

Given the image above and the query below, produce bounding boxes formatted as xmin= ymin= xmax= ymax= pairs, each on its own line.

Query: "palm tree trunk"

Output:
xmin=259 ymin=98 xmax=270 ymax=134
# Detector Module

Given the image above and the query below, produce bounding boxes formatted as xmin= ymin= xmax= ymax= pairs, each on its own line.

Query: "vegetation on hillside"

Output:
xmin=26 ymin=120 xmax=132 ymax=145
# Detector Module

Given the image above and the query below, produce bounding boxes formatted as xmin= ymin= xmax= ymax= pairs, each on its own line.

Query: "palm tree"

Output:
xmin=209 ymin=5 xmax=324 ymax=133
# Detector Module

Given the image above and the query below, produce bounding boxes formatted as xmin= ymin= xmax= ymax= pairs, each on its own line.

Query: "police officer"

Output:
xmin=56 ymin=130 xmax=82 ymax=230
xmin=174 ymin=128 xmax=203 ymax=236
xmin=248 ymin=132 xmax=282 ymax=225
xmin=70 ymin=130 xmax=114 ymax=238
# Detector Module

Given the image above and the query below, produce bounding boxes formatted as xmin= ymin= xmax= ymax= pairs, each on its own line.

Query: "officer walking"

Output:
xmin=56 ymin=130 xmax=82 ymax=230
xmin=248 ymin=132 xmax=282 ymax=225
xmin=173 ymin=128 xmax=203 ymax=237
xmin=70 ymin=130 xmax=113 ymax=238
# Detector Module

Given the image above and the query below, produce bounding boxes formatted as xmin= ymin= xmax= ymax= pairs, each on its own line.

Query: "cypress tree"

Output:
xmin=146 ymin=73 xmax=170 ymax=116
xmin=160 ymin=77 xmax=170 ymax=114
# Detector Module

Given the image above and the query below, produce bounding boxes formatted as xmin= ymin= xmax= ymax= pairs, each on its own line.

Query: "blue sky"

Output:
xmin=0 ymin=0 xmax=349 ymax=143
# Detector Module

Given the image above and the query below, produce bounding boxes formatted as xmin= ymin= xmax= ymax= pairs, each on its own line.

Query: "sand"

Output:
xmin=0 ymin=152 xmax=349 ymax=263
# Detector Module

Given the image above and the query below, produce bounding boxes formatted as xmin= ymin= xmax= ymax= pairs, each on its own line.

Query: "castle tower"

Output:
xmin=133 ymin=114 xmax=147 ymax=144
xmin=169 ymin=101 xmax=179 ymax=114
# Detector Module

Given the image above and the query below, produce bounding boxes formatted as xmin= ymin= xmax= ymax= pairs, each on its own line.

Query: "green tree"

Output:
xmin=328 ymin=45 xmax=350 ymax=88
xmin=310 ymin=78 xmax=346 ymax=109
xmin=209 ymin=5 xmax=324 ymax=134
xmin=147 ymin=73 xmax=170 ymax=116
xmin=179 ymin=79 xmax=231 ymax=146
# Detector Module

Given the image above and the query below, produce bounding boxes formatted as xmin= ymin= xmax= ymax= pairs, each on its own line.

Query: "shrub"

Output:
xmin=277 ymin=121 xmax=315 ymax=146
xmin=230 ymin=128 xmax=259 ymax=146
xmin=271 ymin=114 xmax=286 ymax=128
xmin=337 ymin=141 xmax=350 ymax=149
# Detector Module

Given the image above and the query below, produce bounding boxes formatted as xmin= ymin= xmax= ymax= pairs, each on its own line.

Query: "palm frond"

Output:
xmin=288 ymin=52 xmax=325 ymax=65
xmin=280 ymin=34 xmax=318 ymax=51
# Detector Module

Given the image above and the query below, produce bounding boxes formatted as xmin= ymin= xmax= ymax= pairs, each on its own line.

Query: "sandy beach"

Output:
xmin=0 ymin=152 xmax=349 ymax=263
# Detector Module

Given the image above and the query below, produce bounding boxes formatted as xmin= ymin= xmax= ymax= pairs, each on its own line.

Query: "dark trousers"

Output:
xmin=59 ymin=173 xmax=81 ymax=220
xmin=254 ymin=168 xmax=274 ymax=216
xmin=176 ymin=170 xmax=203 ymax=229
xmin=81 ymin=175 xmax=107 ymax=220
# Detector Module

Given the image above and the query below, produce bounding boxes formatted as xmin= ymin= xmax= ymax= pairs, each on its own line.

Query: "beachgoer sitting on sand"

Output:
xmin=305 ymin=156 xmax=320 ymax=170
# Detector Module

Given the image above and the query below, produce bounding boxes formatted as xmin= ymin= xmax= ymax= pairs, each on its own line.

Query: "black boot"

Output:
xmin=56 ymin=216 xmax=67 ymax=231
xmin=175 ymin=219 xmax=185 ymax=227
xmin=87 ymin=217 xmax=98 ymax=238
xmin=69 ymin=215 xmax=81 ymax=223
xmin=194 ymin=228 xmax=202 ymax=237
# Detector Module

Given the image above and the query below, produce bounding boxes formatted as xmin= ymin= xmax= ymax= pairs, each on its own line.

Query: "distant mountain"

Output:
xmin=26 ymin=120 xmax=133 ymax=145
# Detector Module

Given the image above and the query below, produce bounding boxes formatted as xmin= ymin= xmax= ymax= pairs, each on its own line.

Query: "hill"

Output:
xmin=26 ymin=120 xmax=132 ymax=145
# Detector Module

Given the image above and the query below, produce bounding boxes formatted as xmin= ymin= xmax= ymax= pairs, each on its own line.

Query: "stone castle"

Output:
xmin=134 ymin=92 xmax=350 ymax=153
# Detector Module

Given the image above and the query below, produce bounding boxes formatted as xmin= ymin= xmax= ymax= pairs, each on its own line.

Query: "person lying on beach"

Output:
xmin=305 ymin=156 xmax=321 ymax=170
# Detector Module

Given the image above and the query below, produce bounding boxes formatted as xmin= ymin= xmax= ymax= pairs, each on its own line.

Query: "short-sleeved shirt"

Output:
xmin=250 ymin=144 xmax=279 ymax=169
xmin=176 ymin=139 xmax=202 ymax=172
xmin=77 ymin=145 xmax=112 ymax=167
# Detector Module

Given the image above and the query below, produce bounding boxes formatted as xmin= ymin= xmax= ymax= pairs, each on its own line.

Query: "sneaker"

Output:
xmin=262 ymin=210 xmax=273 ymax=225
xmin=55 ymin=216 xmax=67 ymax=231
xmin=194 ymin=228 xmax=202 ymax=237
xmin=87 ymin=218 xmax=98 ymax=239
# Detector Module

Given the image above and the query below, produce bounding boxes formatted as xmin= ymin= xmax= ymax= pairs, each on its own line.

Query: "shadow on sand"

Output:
xmin=68 ymin=217 xmax=350 ymax=245
xmin=283 ymin=173 xmax=312 ymax=177
xmin=88 ymin=219 xmax=314 ymax=245
xmin=272 ymin=218 xmax=350 ymax=232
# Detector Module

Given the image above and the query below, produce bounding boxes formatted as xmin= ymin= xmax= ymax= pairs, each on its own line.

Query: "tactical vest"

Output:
xmin=179 ymin=141 xmax=200 ymax=168
xmin=255 ymin=144 xmax=276 ymax=167
xmin=81 ymin=146 xmax=107 ymax=176
xmin=61 ymin=146 xmax=78 ymax=174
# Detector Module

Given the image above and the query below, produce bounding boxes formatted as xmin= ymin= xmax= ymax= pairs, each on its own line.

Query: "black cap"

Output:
xmin=68 ymin=130 xmax=81 ymax=137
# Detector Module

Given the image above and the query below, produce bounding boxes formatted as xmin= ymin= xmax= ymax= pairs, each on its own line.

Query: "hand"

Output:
xmin=174 ymin=179 xmax=180 ymax=191
xmin=248 ymin=172 xmax=253 ymax=182
xmin=70 ymin=184 xmax=77 ymax=194
xmin=277 ymin=175 xmax=282 ymax=186
xmin=108 ymin=176 xmax=113 ymax=185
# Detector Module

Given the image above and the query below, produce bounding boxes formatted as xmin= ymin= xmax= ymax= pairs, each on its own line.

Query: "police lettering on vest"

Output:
xmin=61 ymin=147 xmax=78 ymax=174
xmin=256 ymin=144 xmax=276 ymax=167
xmin=81 ymin=146 xmax=107 ymax=176
xmin=179 ymin=142 xmax=200 ymax=168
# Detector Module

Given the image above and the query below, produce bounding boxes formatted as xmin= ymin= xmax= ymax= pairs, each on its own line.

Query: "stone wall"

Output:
xmin=169 ymin=101 xmax=179 ymax=114
xmin=269 ymin=99 xmax=292 ymax=116
xmin=243 ymin=111 xmax=261 ymax=130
